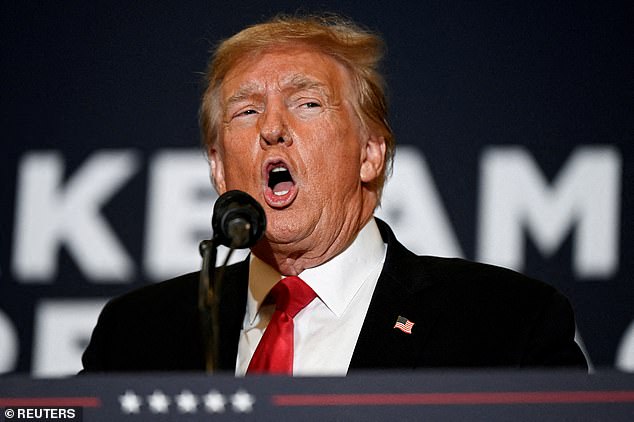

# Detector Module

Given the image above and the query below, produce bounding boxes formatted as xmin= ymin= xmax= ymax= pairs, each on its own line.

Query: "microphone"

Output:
xmin=212 ymin=190 xmax=266 ymax=249
xmin=198 ymin=190 xmax=265 ymax=372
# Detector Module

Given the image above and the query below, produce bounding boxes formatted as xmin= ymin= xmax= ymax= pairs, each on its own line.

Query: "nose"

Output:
xmin=259 ymin=104 xmax=293 ymax=148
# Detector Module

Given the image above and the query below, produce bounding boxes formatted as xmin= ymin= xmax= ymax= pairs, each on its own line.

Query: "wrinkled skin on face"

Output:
xmin=209 ymin=46 xmax=386 ymax=275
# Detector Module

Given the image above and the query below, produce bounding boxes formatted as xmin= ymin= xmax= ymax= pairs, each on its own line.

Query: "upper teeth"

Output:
xmin=272 ymin=167 xmax=287 ymax=172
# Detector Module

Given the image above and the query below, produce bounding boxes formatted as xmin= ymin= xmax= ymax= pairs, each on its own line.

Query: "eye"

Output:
xmin=232 ymin=108 xmax=258 ymax=120
xmin=299 ymin=101 xmax=321 ymax=109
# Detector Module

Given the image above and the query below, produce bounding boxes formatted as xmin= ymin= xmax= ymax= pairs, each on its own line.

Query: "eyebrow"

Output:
xmin=284 ymin=74 xmax=332 ymax=102
xmin=224 ymin=74 xmax=332 ymax=109
xmin=224 ymin=81 xmax=263 ymax=109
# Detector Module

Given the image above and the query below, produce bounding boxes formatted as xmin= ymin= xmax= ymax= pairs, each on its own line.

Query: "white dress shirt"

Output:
xmin=235 ymin=218 xmax=387 ymax=376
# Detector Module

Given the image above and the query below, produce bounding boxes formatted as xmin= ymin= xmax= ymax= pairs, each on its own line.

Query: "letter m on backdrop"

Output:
xmin=477 ymin=146 xmax=621 ymax=279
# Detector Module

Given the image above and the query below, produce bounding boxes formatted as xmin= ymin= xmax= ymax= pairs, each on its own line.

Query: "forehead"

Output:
xmin=220 ymin=47 xmax=353 ymax=100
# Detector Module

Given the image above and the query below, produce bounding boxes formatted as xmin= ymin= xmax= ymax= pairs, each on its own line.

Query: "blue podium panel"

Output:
xmin=1 ymin=371 xmax=633 ymax=421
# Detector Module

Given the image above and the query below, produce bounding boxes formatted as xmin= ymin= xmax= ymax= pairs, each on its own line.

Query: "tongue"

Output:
xmin=272 ymin=181 xmax=294 ymax=195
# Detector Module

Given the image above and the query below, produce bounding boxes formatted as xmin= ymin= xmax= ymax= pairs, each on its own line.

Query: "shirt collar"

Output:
xmin=245 ymin=254 xmax=281 ymax=326
xmin=246 ymin=218 xmax=386 ymax=324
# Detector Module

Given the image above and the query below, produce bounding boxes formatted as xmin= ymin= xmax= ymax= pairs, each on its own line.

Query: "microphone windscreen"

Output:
xmin=212 ymin=190 xmax=266 ymax=248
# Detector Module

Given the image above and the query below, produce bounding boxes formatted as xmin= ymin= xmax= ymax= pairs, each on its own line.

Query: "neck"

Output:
xmin=252 ymin=197 xmax=377 ymax=276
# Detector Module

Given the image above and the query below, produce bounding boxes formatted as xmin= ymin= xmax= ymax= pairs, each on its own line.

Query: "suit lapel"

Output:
xmin=215 ymin=260 xmax=249 ymax=371
xmin=349 ymin=219 xmax=444 ymax=370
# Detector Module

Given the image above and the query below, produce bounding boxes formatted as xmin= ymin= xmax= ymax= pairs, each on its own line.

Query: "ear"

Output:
xmin=360 ymin=132 xmax=386 ymax=184
xmin=209 ymin=147 xmax=227 ymax=194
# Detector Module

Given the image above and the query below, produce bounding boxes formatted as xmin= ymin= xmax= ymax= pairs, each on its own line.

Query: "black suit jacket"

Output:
xmin=81 ymin=219 xmax=587 ymax=372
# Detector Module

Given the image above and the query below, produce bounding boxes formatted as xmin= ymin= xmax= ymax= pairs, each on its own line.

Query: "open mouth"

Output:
xmin=264 ymin=161 xmax=297 ymax=207
xmin=268 ymin=165 xmax=294 ymax=196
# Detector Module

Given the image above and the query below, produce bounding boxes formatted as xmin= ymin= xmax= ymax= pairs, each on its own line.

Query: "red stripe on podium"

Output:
xmin=273 ymin=391 xmax=634 ymax=406
xmin=0 ymin=397 xmax=101 ymax=407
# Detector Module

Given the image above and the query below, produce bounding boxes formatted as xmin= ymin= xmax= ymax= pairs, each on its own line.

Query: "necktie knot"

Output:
xmin=269 ymin=276 xmax=317 ymax=318
xmin=246 ymin=276 xmax=316 ymax=374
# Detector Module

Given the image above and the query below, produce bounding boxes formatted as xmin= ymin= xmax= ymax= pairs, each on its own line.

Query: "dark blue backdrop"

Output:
xmin=1 ymin=1 xmax=632 ymax=375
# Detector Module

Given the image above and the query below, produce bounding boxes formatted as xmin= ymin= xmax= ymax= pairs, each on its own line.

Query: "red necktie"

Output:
xmin=247 ymin=276 xmax=316 ymax=374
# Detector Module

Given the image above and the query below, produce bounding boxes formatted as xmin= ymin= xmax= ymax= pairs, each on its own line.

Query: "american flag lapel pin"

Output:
xmin=393 ymin=315 xmax=414 ymax=334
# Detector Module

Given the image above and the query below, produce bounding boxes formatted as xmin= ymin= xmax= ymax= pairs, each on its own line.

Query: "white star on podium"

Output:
xmin=203 ymin=390 xmax=226 ymax=413
xmin=175 ymin=390 xmax=199 ymax=413
xmin=231 ymin=389 xmax=255 ymax=413
xmin=119 ymin=390 xmax=142 ymax=414
xmin=147 ymin=390 xmax=170 ymax=414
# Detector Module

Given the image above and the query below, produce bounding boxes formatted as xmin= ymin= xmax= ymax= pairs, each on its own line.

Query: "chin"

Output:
xmin=264 ymin=215 xmax=310 ymax=243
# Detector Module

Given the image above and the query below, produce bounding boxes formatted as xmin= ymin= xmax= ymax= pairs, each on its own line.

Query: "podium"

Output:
xmin=1 ymin=371 xmax=633 ymax=421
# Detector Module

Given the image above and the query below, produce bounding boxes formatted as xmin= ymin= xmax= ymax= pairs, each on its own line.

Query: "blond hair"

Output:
xmin=200 ymin=14 xmax=395 ymax=193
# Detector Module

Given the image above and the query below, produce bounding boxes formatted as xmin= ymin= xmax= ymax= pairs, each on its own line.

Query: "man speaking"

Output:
xmin=81 ymin=14 xmax=587 ymax=374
